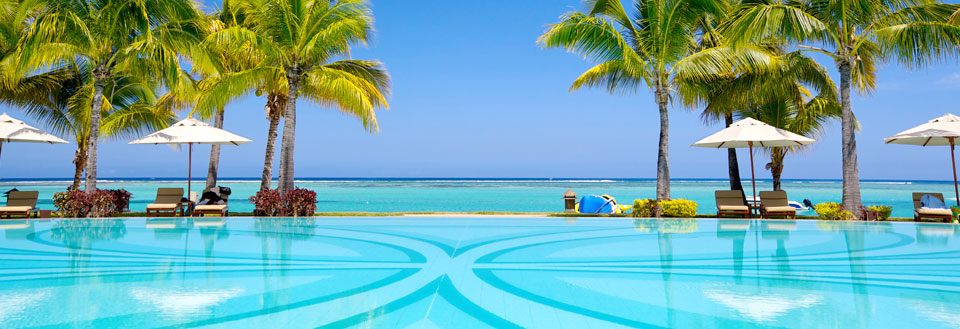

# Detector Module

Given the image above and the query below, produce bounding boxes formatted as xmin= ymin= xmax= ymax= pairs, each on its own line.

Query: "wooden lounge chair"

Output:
xmin=759 ymin=191 xmax=796 ymax=219
xmin=146 ymin=188 xmax=183 ymax=217
xmin=912 ymin=192 xmax=953 ymax=222
xmin=193 ymin=187 xmax=229 ymax=217
xmin=0 ymin=191 xmax=38 ymax=218
xmin=716 ymin=190 xmax=749 ymax=218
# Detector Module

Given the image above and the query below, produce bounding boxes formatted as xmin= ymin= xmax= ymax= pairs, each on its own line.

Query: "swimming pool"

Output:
xmin=0 ymin=217 xmax=958 ymax=328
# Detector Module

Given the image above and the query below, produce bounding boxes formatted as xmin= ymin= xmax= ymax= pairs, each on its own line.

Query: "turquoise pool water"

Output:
xmin=1 ymin=217 xmax=959 ymax=328
xmin=0 ymin=178 xmax=949 ymax=217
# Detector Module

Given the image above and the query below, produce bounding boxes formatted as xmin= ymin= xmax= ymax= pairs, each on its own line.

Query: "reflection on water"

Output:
xmin=0 ymin=218 xmax=959 ymax=328
xmin=254 ymin=218 xmax=317 ymax=313
xmin=706 ymin=220 xmax=824 ymax=323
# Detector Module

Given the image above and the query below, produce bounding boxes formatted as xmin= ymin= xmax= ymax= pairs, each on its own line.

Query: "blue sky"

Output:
xmin=4 ymin=0 xmax=960 ymax=180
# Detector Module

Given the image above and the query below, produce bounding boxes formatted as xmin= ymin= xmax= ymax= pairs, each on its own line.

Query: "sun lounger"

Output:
xmin=146 ymin=188 xmax=184 ymax=217
xmin=913 ymin=192 xmax=953 ymax=222
xmin=716 ymin=190 xmax=749 ymax=218
xmin=0 ymin=191 xmax=38 ymax=218
xmin=759 ymin=191 xmax=796 ymax=219
xmin=193 ymin=187 xmax=229 ymax=217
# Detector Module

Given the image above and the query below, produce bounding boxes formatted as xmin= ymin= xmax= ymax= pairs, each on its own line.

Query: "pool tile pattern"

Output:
xmin=1 ymin=217 xmax=959 ymax=328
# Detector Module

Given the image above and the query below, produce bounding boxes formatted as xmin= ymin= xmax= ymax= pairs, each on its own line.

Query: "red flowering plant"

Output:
xmin=249 ymin=189 xmax=283 ymax=216
xmin=109 ymin=189 xmax=132 ymax=213
xmin=52 ymin=190 xmax=92 ymax=218
xmin=53 ymin=188 xmax=132 ymax=218
xmin=284 ymin=187 xmax=318 ymax=217
xmin=88 ymin=190 xmax=121 ymax=217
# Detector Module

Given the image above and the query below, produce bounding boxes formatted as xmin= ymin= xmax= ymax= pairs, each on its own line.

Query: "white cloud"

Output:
xmin=937 ymin=73 xmax=960 ymax=86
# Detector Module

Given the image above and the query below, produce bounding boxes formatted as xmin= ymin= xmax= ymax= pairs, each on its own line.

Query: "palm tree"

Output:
xmin=681 ymin=44 xmax=839 ymax=192
xmin=539 ymin=0 xmax=771 ymax=200
xmin=746 ymin=95 xmax=840 ymax=191
xmin=726 ymin=0 xmax=960 ymax=213
xmin=17 ymin=0 xmax=201 ymax=191
xmin=20 ymin=64 xmax=175 ymax=190
xmin=733 ymin=51 xmax=841 ymax=189
xmin=201 ymin=0 xmax=390 ymax=194
xmin=165 ymin=0 xmax=262 ymax=190
xmin=258 ymin=91 xmax=286 ymax=191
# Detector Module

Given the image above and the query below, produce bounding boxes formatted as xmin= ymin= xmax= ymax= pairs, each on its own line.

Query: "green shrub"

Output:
xmin=868 ymin=205 xmax=892 ymax=221
xmin=632 ymin=199 xmax=697 ymax=218
xmin=660 ymin=199 xmax=698 ymax=218
xmin=815 ymin=202 xmax=855 ymax=220
xmin=632 ymin=199 xmax=658 ymax=217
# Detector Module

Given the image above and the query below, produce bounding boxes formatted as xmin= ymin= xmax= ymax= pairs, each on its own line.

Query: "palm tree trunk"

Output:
xmin=260 ymin=93 xmax=284 ymax=191
xmin=84 ymin=78 xmax=105 ymax=192
xmin=770 ymin=147 xmax=785 ymax=191
xmin=71 ymin=144 xmax=87 ymax=191
xmin=278 ymin=70 xmax=300 ymax=194
xmin=725 ymin=114 xmax=745 ymax=202
xmin=655 ymin=83 xmax=670 ymax=201
xmin=839 ymin=61 xmax=862 ymax=213
xmin=205 ymin=108 xmax=225 ymax=190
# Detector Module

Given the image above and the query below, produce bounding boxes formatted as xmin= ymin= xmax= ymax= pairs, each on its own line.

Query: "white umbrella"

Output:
xmin=884 ymin=113 xmax=960 ymax=206
xmin=692 ymin=118 xmax=815 ymax=201
xmin=129 ymin=117 xmax=251 ymax=197
xmin=0 ymin=113 xmax=68 ymax=168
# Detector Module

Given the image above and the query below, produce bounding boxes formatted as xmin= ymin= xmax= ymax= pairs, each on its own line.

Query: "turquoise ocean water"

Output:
xmin=0 ymin=178 xmax=951 ymax=217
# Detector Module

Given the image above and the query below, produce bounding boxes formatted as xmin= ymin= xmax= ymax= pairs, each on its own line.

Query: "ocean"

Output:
xmin=0 ymin=178 xmax=949 ymax=218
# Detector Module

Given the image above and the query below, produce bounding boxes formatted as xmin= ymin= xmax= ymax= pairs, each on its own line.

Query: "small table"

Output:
xmin=747 ymin=201 xmax=762 ymax=218
xmin=178 ymin=201 xmax=194 ymax=216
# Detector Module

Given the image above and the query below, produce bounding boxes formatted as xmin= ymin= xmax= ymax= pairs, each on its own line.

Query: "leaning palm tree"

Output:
xmin=16 ymin=0 xmax=202 ymax=191
xmin=21 ymin=64 xmax=175 ymax=189
xmin=199 ymin=0 xmax=390 ymax=194
xmin=726 ymin=0 xmax=960 ymax=212
xmin=539 ymin=0 xmax=771 ymax=200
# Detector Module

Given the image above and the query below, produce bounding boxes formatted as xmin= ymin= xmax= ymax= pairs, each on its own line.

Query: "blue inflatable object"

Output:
xmin=579 ymin=195 xmax=616 ymax=214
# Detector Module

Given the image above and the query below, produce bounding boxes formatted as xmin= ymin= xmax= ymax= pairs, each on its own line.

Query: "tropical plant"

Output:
xmin=633 ymin=199 xmax=660 ymax=217
xmin=730 ymin=49 xmax=840 ymax=191
xmin=169 ymin=0 xmax=264 ymax=190
xmin=868 ymin=205 xmax=893 ymax=220
xmin=659 ymin=199 xmax=698 ymax=217
xmin=193 ymin=0 xmax=390 ymax=194
xmin=726 ymin=0 xmax=960 ymax=213
xmin=249 ymin=188 xmax=282 ymax=216
xmin=19 ymin=64 xmax=174 ymax=189
xmin=52 ymin=187 xmax=130 ymax=217
xmin=815 ymin=202 xmax=855 ymax=220
xmin=539 ymin=0 xmax=772 ymax=200
xmin=259 ymin=92 xmax=286 ymax=190
xmin=16 ymin=0 xmax=202 ymax=191
xmin=284 ymin=187 xmax=317 ymax=216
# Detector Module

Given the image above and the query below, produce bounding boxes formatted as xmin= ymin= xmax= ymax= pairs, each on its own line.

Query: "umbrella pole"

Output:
xmin=749 ymin=142 xmax=756 ymax=202
xmin=188 ymin=143 xmax=192 ymax=200
xmin=952 ymin=139 xmax=959 ymax=207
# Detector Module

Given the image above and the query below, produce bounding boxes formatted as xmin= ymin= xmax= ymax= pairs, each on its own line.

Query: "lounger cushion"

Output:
xmin=194 ymin=205 xmax=227 ymax=211
xmin=917 ymin=208 xmax=952 ymax=216
xmin=147 ymin=203 xmax=179 ymax=210
xmin=0 ymin=206 xmax=34 ymax=212
xmin=765 ymin=206 xmax=796 ymax=213
xmin=718 ymin=205 xmax=749 ymax=211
